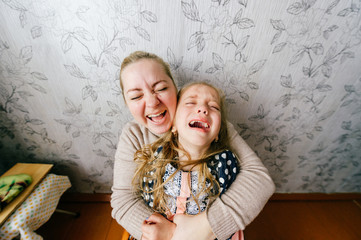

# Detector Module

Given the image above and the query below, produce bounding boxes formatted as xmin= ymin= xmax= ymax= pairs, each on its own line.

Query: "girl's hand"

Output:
xmin=172 ymin=212 xmax=216 ymax=240
xmin=141 ymin=212 xmax=176 ymax=240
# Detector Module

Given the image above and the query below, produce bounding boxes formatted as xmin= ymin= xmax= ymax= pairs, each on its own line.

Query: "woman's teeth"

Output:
xmin=147 ymin=111 xmax=166 ymax=120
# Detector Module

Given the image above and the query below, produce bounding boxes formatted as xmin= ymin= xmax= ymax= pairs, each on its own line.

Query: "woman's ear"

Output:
xmin=215 ymin=136 xmax=219 ymax=142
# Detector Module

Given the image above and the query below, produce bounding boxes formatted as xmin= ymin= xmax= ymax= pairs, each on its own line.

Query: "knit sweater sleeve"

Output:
xmin=206 ymin=121 xmax=275 ymax=240
xmin=110 ymin=121 xmax=158 ymax=240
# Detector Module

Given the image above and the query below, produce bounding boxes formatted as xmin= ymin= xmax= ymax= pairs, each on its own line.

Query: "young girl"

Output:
xmin=133 ymin=82 xmax=244 ymax=240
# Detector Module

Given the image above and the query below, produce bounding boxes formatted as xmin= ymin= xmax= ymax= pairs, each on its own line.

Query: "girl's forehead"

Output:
xmin=181 ymin=84 xmax=220 ymax=102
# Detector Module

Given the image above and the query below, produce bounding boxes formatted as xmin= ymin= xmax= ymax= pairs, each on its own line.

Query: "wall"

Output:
xmin=1 ymin=0 xmax=360 ymax=193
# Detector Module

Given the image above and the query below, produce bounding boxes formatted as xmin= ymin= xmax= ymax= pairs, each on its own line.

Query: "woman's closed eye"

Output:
xmin=130 ymin=94 xmax=143 ymax=100
xmin=155 ymin=87 xmax=168 ymax=92
xmin=154 ymin=83 xmax=168 ymax=93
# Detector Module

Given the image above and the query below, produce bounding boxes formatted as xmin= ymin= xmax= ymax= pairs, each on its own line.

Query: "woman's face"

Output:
xmin=174 ymin=84 xmax=221 ymax=153
xmin=121 ymin=59 xmax=177 ymax=134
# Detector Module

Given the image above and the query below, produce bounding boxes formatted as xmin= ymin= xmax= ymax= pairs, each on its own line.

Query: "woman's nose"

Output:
xmin=146 ymin=93 xmax=160 ymax=107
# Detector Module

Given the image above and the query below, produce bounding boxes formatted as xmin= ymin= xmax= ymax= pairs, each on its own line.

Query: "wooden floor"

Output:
xmin=36 ymin=197 xmax=361 ymax=240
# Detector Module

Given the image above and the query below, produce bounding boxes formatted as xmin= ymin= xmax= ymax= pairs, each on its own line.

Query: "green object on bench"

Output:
xmin=0 ymin=174 xmax=33 ymax=212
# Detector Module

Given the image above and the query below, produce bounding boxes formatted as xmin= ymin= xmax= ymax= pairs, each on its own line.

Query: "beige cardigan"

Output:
xmin=111 ymin=120 xmax=275 ymax=240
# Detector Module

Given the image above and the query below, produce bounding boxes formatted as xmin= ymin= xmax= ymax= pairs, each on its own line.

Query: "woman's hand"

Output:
xmin=141 ymin=213 xmax=176 ymax=240
xmin=172 ymin=212 xmax=216 ymax=240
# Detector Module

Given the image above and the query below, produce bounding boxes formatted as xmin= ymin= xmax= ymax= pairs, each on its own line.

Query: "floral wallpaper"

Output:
xmin=0 ymin=0 xmax=360 ymax=193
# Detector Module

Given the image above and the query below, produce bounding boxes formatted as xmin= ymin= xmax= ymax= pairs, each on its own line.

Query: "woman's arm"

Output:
xmin=206 ymin=121 xmax=275 ymax=240
xmin=110 ymin=122 xmax=159 ymax=240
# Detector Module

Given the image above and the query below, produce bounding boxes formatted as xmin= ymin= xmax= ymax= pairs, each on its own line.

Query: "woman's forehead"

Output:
xmin=122 ymin=60 xmax=172 ymax=88
xmin=122 ymin=60 xmax=163 ymax=77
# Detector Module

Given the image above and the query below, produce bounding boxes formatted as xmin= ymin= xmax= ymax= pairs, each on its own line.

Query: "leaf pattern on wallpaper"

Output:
xmin=205 ymin=53 xmax=266 ymax=102
xmin=1 ymin=0 xmax=361 ymax=193
xmin=61 ymin=26 xmax=121 ymax=67
xmin=49 ymin=0 xmax=158 ymax=189
xmin=167 ymin=48 xmax=184 ymax=71
xmin=81 ymin=166 xmax=113 ymax=192
xmin=297 ymin=117 xmax=361 ymax=192
xmin=287 ymin=0 xmax=317 ymax=15
xmin=239 ymin=1 xmax=361 ymax=189
xmin=180 ymin=1 xmax=266 ymax=103
xmin=55 ymin=0 xmax=157 ymax=113
xmin=55 ymin=98 xmax=117 ymax=150
xmin=0 ymin=44 xmax=81 ymax=166
xmin=1 ymin=0 xmax=51 ymax=38
xmin=2 ymin=0 xmax=27 ymax=28
xmin=250 ymin=76 xmax=340 ymax=188
xmin=58 ymin=1 xmax=158 ymax=104
xmin=63 ymin=62 xmax=116 ymax=103
xmin=341 ymin=80 xmax=361 ymax=115
xmin=0 ymin=45 xmax=46 ymax=114
xmin=181 ymin=0 xmax=202 ymax=22
xmin=165 ymin=47 xmax=200 ymax=88
xmin=182 ymin=0 xmax=254 ymax=53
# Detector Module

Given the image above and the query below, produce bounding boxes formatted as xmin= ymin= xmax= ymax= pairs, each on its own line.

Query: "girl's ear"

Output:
xmin=171 ymin=126 xmax=177 ymax=134
xmin=215 ymin=136 xmax=219 ymax=142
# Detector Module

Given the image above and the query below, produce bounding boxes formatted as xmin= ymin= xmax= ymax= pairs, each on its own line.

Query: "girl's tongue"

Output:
xmin=189 ymin=120 xmax=210 ymax=130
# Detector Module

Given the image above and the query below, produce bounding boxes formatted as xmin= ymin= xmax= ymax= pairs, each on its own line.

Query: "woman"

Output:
xmin=111 ymin=51 xmax=275 ymax=240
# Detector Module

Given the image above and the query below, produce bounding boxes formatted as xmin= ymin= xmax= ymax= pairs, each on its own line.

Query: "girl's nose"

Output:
xmin=197 ymin=107 xmax=208 ymax=115
xmin=146 ymin=93 xmax=160 ymax=107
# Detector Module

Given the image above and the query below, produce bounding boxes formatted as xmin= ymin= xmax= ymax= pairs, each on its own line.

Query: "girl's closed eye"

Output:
xmin=210 ymin=104 xmax=220 ymax=111
xmin=185 ymin=102 xmax=195 ymax=105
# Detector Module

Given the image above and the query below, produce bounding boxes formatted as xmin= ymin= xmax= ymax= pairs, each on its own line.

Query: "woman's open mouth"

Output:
xmin=146 ymin=110 xmax=167 ymax=123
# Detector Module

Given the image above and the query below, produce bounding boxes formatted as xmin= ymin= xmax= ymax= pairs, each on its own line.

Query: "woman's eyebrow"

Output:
xmin=126 ymin=80 xmax=167 ymax=94
xmin=126 ymin=88 xmax=142 ymax=94
xmin=152 ymin=80 xmax=167 ymax=88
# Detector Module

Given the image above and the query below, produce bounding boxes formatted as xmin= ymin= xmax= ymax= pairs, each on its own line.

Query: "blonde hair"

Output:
xmin=120 ymin=51 xmax=176 ymax=99
xmin=132 ymin=81 xmax=230 ymax=215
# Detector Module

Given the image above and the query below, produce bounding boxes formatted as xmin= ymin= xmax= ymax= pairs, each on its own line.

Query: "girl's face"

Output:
xmin=174 ymin=84 xmax=221 ymax=153
xmin=121 ymin=59 xmax=177 ymax=134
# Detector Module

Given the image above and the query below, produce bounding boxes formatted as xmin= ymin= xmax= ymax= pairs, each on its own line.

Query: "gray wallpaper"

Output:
xmin=0 ymin=0 xmax=360 ymax=193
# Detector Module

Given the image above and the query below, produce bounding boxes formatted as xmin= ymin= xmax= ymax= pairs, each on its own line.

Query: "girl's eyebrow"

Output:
xmin=183 ymin=95 xmax=197 ymax=100
xmin=183 ymin=94 xmax=219 ymax=102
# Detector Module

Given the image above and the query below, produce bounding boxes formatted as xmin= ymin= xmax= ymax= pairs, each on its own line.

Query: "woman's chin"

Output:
xmin=146 ymin=114 xmax=172 ymax=135
xmin=148 ymin=123 xmax=171 ymax=135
